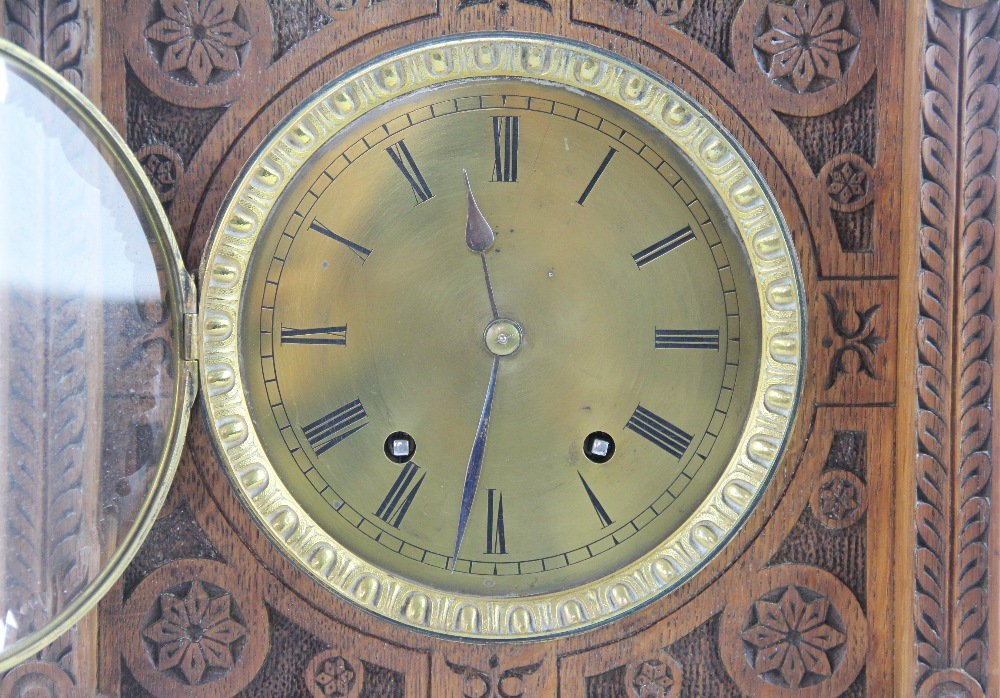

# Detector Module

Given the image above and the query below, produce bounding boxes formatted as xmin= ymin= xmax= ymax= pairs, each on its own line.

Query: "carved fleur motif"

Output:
xmin=446 ymin=655 xmax=543 ymax=698
xmin=740 ymin=586 xmax=846 ymax=689
xmin=145 ymin=0 xmax=251 ymax=85
xmin=141 ymin=580 xmax=248 ymax=685
xmin=822 ymin=293 xmax=886 ymax=388
xmin=753 ymin=0 xmax=860 ymax=93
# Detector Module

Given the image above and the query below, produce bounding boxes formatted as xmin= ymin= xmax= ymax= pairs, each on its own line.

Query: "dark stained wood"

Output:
xmin=1 ymin=0 xmax=997 ymax=695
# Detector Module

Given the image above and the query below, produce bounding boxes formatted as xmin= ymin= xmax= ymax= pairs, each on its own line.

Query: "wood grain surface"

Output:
xmin=0 ymin=0 xmax=996 ymax=696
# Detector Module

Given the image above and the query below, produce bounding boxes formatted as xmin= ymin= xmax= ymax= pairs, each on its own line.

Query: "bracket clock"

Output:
xmin=0 ymin=1 xmax=997 ymax=697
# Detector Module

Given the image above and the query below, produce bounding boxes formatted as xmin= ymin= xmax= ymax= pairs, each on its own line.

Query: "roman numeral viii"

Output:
xmin=633 ymin=226 xmax=695 ymax=268
xmin=302 ymin=399 xmax=368 ymax=455
xmin=485 ymin=489 xmax=507 ymax=554
xmin=625 ymin=405 xmax=693 ymax=459
xmin=386 ymin=139 xmax=433 ymax=204
xmin=655 ymin=328 xmax=719 ymax=350
xmin=492 ymin=117 xmax=519 ymax=183
xmin=375 ymin=461 xmax=425 ymax=528
xmin=280 ymin=325 xmax=347 ymax=346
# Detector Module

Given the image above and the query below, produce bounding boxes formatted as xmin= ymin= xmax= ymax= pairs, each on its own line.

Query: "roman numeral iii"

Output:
xmin=633 ymin=226 xmax=695 ymax=268
xmin=655 ymin=328 xmax=719 ymax=350
xmin=280 ymin=325 xmax=347 ymax=346
xmin=492 ymin=116 xmax=519 ymax=183
xmin=386 ymin=139 xmax=433 ymax=204
xmin=302 ymin=399 xmax=368 ymax=455
xmin=375 ymin=461 xmax=425 ymax=528
xmin=625 ymin=405 xmax=693 ymax=459
xmin=485 ymin=489 xmax=507 ymax=554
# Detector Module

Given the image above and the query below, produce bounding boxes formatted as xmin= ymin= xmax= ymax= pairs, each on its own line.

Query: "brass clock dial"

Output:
xmin=201 ymin=35 xmax=805 ymax=639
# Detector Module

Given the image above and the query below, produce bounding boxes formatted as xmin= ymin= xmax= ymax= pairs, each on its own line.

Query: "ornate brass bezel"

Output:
xmin=199 ymin=34 xmax=805 ymax=640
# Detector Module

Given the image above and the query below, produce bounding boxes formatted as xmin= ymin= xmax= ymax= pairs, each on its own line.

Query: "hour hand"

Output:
xmin=465 ymin=170 xmax=495 ymax=253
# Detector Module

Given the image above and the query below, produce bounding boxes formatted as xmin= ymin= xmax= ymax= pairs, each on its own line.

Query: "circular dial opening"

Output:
xmin=239 ymin=78 xmax=762 ymax=598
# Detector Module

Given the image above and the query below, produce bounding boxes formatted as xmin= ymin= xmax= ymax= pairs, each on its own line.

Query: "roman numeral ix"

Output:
xmin=485 ymin=489 xmax=507 ymax=554
xmin=633 ymin=226 xmax=695 ymax=268
xmin=625 ymin=405 xmax=693 ymax=459
xmin=655 ymin=328 xmax=720 ymax=350
xmin=302 ymin=399 xmax=368 ymax=456
xmin=492 ymin=116 xmax=519 ymax=183
xmin=375 ymin=461 xmax=425 ymax=528
xmin=280 ymin=325 xmax=347 ymax=346
xmin=386 ymin=139 xmax=433 ymax=204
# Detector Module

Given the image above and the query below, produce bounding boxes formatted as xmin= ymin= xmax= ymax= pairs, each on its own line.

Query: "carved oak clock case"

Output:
xmin=0 ymin=0 xmax=997 ymax=697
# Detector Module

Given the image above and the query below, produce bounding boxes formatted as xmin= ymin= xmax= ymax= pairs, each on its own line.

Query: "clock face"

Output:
xmin=202 ymin=35 xmax=804 ymax=639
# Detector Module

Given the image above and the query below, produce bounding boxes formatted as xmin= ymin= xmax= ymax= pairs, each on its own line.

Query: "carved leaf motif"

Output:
xmin=915 ymin=1 xmax=997 ymax=692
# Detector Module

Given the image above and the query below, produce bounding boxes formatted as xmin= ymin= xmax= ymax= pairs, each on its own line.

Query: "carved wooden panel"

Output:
xmin=0 ymin=0 xmax=997 ymax=696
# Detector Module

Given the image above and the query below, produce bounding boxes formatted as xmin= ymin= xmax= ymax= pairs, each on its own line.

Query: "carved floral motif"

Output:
xmin=740 ymin=586 xmax=846 ymax=689
xmin=812 ymin=469 xmax=868 ymax=528
xmin=144 ymin=0 xmax=251 ymax=86
xmin=141 ymin=580 xmax=248 ymax=685
xmin=631 ymin=657 xmax=679 ymax=698
xmin=753 ymin=0 xmax=860 ymax=93
xmin=827 ymin=160 xmax=867 ymax=206
xmin=312 ymin=655 xmax=357 ymax=697
xmin=137 ymin=144 xmax=184 ymax=203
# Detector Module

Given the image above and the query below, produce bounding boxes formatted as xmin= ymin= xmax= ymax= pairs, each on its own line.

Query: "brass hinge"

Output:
xmin=183 ymin=312 xmax=199 ymax=363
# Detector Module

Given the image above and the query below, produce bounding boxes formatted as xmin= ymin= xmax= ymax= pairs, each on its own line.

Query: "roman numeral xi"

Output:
xmin=386 ymin=139 xmax=433 ymax=204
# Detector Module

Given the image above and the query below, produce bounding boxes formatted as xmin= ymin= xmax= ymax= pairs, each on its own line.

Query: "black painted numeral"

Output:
xmin=386 ymin=140 xmax=433 ymax=204
xmin=625 ymin=405 xmax=692 ymax=459
xmin=375 ymin=461 xmax=425 ymax=528
xmin=310 ymin=221 xmax=371 ymax=262
xmin=485 ymin=489 xmax=507 ymax=554
xmin=492 ymin=117 xmax=519 ymax=183
xmin=577 ymin=147 xmax=617 ymax=205
xmin=578 ymin=472 xmax=613 ymax=528
xmin=280 ymin=325 xmax=347 ymax=346
xmin=655 ymin=328 xmax=719 ymax=350
xmin=302 ymin=399 xmax=368 ymax=456
xmin=633 ymin=226 xmax=695 ymax=268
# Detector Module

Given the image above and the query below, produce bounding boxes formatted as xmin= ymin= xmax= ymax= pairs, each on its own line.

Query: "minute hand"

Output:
xmin=451 ymin=354 xmax=500 ymax=569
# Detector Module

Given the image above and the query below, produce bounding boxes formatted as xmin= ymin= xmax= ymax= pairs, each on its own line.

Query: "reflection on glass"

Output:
xmin=0 ymin=53 xmax=177 ymax=657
